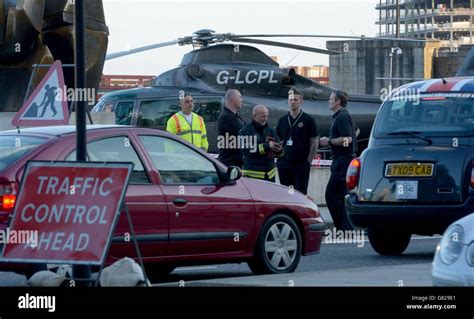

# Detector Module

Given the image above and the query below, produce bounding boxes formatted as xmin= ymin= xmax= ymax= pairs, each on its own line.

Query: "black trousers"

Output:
xmin=278 ymin=163 xmax=311 ymax=195
xmin=325 ymin=173 xmax=353 ymax=231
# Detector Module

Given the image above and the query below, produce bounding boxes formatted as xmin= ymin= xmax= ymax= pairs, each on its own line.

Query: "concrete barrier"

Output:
xmin=68 ymin=112 xmax=115 ymax=125
xmin=308 ymin=167 xmax=331 ymax=205
xmin=0 ymin=113 xmax=17 ymax=131
xmin=275 ymin=166 xmax=331 ymax=205
xmin=0 ymin=112 xmax=115 ymax=131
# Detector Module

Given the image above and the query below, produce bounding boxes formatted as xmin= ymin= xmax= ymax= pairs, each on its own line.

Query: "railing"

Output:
xmin=376 ymin=0 xmax=407 ymax=9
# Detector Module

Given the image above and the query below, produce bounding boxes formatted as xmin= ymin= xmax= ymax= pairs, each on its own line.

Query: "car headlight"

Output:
xmin=439 ymin=225 xmax=465 ymax=265
xmin=467 ymin=243 xmax=474 ymax=267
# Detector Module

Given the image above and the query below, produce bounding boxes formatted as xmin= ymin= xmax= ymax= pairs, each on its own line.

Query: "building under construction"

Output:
xmin=376 ymin=0 xmax=474 ymax=50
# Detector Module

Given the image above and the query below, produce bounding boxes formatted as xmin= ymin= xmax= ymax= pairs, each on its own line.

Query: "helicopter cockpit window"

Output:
xmin=193 ymin=98 xmax=222 ymax=123
xmin=115 ymin=101 xmax=134 ymax=125
xmin=137 ymin=99 xmax=180 ymax=127
xmin=92 ymin=99 xmax=114 ymax=113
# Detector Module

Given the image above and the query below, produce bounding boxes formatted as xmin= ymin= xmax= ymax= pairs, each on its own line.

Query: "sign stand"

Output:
xmin=69 ymin=204 xmax=149 ymax=287
xmin=124 ymin=204 xmax=149 ymax=285
xmin=93 ymin=204 xmax=149 ymax=287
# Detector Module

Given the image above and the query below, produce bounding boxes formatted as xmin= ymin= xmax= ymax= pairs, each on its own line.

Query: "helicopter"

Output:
xmin=95 ymin=29 xmax=389 ymax=154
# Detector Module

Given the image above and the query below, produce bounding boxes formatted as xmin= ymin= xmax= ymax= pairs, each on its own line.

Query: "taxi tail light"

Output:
xmin=346 ymin=158 xmax=361 ymax=190
xmin=0 ymin=181 xmax=17 ymax=222
xmin=471 ymin=167 xmax=474 ymax=188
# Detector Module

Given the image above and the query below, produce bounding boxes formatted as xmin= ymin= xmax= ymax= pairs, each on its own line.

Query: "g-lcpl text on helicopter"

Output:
xmin=94 ymin=29 xmax=387 ymax=153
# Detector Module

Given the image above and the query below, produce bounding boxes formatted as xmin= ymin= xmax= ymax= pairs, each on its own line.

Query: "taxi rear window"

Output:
xmin=374 ymin=94 xmax=474 ymax=136
xmin=0 ymin=136 xmax=47 ymax=170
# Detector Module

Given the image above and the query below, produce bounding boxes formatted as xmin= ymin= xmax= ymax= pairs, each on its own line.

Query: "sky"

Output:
xmin=102 ymin=0 xmax=378 ymax=76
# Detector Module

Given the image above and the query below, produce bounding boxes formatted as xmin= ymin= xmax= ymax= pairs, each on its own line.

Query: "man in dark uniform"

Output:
xmin=240 ymin=105 xmax=283 ymax=182
xmin=276 ymin=89 xmax=319 ymax=195
xmin=320 ymin=90 xmax=359 ymax=231
xmin=217 ymin=89 xmax=246 ymax=168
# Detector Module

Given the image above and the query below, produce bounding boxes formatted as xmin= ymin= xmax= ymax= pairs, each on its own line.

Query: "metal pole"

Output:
xmin=450 ymin=0 xmax=454 ymax=51
xmin=389 ymin=51 xmax=393 ymax=94
xmin=124 ymin=205 xmax=149 ymax=285
xmin=22 ymin=67 xmax=39 ymax=106
xmin=396 ymin=0 xmax=400 ymax=38
xmin=75 ymin=1 xmax=86 ymax=162
xmin=73 ymin=0 xmax=91 ymax=285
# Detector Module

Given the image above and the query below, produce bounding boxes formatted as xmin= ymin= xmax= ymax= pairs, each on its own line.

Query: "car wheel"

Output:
xmin=368 ymin=227 xmax=411 ymax=255
xmin=144 ymin=264 xmax=176 ymax=277
xmin=248 ymin=214 xmax=302 ymax=275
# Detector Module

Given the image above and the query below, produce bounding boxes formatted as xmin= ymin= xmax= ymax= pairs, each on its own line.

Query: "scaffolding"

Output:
xmin=376 ymin=0 xmax=474 ymax=50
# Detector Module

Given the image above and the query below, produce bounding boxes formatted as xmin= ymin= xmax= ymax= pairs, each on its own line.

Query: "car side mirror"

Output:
xmin=226 ymin=166 xmax=242 ymax=182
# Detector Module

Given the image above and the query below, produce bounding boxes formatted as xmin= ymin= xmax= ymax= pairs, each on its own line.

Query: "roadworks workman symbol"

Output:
xmin=11 ymin=60 xmax=69 ymax=127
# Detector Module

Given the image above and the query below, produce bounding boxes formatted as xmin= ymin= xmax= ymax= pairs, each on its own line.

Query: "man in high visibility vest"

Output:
xmin=166 ymin=94 xmax=209 ymax=152
xmin=239 ymin=105 xmax=283 ymax=182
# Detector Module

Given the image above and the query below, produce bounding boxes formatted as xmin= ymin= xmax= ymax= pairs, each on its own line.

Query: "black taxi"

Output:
xmin=345 ymin=77 xmax=474 ymax=255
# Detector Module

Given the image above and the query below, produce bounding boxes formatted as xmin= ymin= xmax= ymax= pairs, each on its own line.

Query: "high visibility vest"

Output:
xmin=166 ymin=112 xmax=209 ymax=151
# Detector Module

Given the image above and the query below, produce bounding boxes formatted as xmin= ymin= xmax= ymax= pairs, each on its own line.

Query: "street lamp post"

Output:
xmin=389 ymin=47 xmax=403 ymax=94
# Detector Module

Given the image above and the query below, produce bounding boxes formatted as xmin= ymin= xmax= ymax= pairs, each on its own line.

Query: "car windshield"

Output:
xmin=374 ymin=94 xmax=474 ymax=137
xmin=0 ymin=136 xmax=47 ymax=170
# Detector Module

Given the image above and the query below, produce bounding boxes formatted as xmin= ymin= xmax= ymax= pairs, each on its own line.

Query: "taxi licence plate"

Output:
xmin=385 ymin=163 xmax=434 ymax=177
xmin=396 ymin=181 xmax=418 ymax=199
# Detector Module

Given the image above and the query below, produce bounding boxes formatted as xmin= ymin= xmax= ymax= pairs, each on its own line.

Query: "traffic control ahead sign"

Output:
xmin=1 ymin=161 xmax=132 ymax=265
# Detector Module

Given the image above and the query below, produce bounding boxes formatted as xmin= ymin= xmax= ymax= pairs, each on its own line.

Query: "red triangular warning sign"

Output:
xmin=12 ymin=60 xmax=70 ymax=127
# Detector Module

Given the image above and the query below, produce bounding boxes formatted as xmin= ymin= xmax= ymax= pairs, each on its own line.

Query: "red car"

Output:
xmin=0 ymin=125 xmax=325 ymax=275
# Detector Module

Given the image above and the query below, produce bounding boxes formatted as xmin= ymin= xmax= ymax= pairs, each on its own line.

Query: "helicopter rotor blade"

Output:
xmin=231 ymin=38 xmax=340 ymax=55
xmin=105 ymin=40 xmax=179 ymax=61
xmin=230 ymin=34 xmax=434 ymax=43
xmin=105 ymin=31 xmax=434 ymax=62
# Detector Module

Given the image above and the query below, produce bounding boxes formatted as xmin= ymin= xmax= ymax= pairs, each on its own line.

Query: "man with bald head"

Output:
xmin=167 ymin=93 xmax=208 ymax=151
xmin=217 ymin=89 xmax=246 ymax=167
xmin=239 ymin=104 xmax=283 ymax=182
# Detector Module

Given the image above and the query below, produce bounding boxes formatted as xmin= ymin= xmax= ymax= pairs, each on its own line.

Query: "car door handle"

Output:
xmin=172 ymin=198 xmax=187 ymax=206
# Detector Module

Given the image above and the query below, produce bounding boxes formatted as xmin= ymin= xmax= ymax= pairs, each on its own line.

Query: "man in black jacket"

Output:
xmin=320 ymin=90 xmax=359 ymax=231
xmin=240 ymin=105 xmax=283 ymax=182
xmin=217 ymin=89 xmax=246 ymax=168
xmin=276 ymin=89 xmax=319 ymax=194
